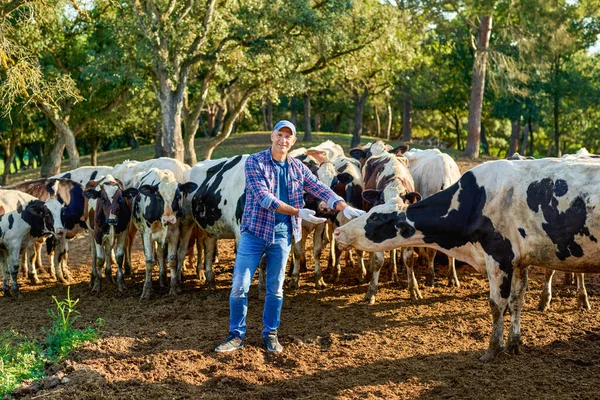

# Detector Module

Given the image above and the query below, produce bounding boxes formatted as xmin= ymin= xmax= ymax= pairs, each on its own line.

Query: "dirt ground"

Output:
xmin=3 ymin=158 xmax=600 ymax=399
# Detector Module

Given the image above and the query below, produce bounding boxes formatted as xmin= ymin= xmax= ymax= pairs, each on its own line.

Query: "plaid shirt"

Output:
xmin=241 ymin=148 xmax=344 ymax=244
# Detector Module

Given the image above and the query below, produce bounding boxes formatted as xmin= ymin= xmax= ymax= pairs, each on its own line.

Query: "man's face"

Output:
xmin=271 ymin=127 xmax=297 ymax=154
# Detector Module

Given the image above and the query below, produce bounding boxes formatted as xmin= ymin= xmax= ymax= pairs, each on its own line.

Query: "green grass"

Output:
xmin=0 ymin=288 xmax=101 ymax=397
xmin=8 ymin=131 xmax=495 ymax=183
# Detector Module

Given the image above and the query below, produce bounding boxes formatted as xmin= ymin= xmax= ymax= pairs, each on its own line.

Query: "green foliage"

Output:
xmin=0 ymin=288 xmax=101 ymax=397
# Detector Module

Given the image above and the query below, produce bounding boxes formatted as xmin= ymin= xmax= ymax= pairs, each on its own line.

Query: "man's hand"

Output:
xmin=342 ymin=206 xmax=366 ymax=220
xmin=298 ymin=208 xmax=327 ymax=224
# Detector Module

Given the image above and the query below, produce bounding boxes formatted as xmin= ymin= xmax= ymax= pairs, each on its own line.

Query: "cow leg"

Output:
xmin=390 ymin=249 xmax=399 ymax=283
xmin=203 ymin=236 xmax=217 ymax=289
xmin=168 ymin=228 xmax=181 ymax=295
xmin=356 ymin=250 xmax=367 ymax=283
xmin=54 ymin=237 xmax=70 ymax=284
xmin=403 ymin=248 xmax=422 ymax=300
xmin=447 ymin=257 xmax=460 ymax=287
xmin=195 ymin=227 xmax=206 ymax=282
xmin=124 ymin=223 xmax=137 ymax=276
xmin=424 ymin=248 xmax=437 ymax=287
xmin=1 ymin=253 xmax=10 ymax=296
xmin=299 ymin=227 xmax=308 ymax=273
xmin=8 ymin=246 xmax=21 ymax=297
xmin=35 ymin=241 xmax=45 ymax=278
xmin=92 ymin=243 xmax=105 ymax=294
xmin=289 ymin=239 xmax=302 ymax=289
xmin=156 ymin=242 xmax=168 ymax=289
xmin=364 ymin=252 xmax=384 ymax=305
xmin=506 ymin=266 xmax=529 ymax=355
xmin=480 ymin=263 xmax=511 ymax=363
xmin=314 ymin=223 xmax=327 ymax=290
xmin=89 ymin=235 xmax=97 ymax=288
xmin=114 ymin=234 xmax=129 ymax=293
xmin=576 ymin=273 xmax=591 ymax=310
xmin=26 ymin=243 xmax=40 ymax=284
xmin=176 ymin=222 xmax=194 ymax=287
xmin=564 ymin=272 xmax=575 ymax=286
xmin=330 ymin=244 xmax=344 ymax=284
xmin=537 ymin=269 xmax=555 ymax=312
xmin=141 ymin=233 xmax=156 ymax=300
xmin=47 ymin=236 xmax=63 ymax=283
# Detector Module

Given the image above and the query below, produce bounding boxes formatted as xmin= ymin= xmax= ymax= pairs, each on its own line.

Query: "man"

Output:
xmin=215 ymin=120 xmax=365 ymax=353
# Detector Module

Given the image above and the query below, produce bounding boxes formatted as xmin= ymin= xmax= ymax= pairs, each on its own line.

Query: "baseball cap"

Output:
xmin=273 ymin=120 xmax=296 ymax=136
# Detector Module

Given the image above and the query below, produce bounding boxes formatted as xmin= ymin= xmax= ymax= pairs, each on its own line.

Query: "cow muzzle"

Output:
xmin=333 ymin=228 xmax=352 ymax=250
xmin=162 ymin=215 xmax=177 ymax=225
xmin=56 ymin=227 xmax=66 ymax=235
xmin=107 ymin=217 xmax=118 ymax=225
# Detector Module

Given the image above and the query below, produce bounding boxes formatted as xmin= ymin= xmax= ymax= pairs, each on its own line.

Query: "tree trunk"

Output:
xmin=333 ymin=112 xmax=342 ymax=133
xmin=160 ymin=95 xmax=185 ymax=161
xmin=2 ymin=141 xmax=16 ymax=185
xmin=402 ymin=92 xmax=412 ymax=142
xmin=182 ymin=124 xmax=197 ymax=165
xmin=291 ymin=96 xmax=297 ymax=126
xmin=528 ymin=116 xmax=534 ymax=156
xmin=454 ymin=113 xmax=462 ymax=151
xmin=90 ymin=137 xmax=100 ymax=166
xmin=40 ymin=135 xmax=65 ymax=177
xmin=202 ymin=88 xmax=255 ymax=160
xmin=508 ymin=119 xmax=521 ymax=156
xmin=267 ymin=98 xmax=273 ymax=129
xmin=480 ymin=122 xmax=489 ymax=155
xmin=520 ymin=122 xmax=529 ymax=155
xmin=314 ymin=113 xmax=321 ymax=132
xmin=351 ymin=88 xmax=369 ymax=148
xmin=154 ymin=122 xmax=163 ymax=158
xmin=374 ymin=105 xmax=381 ymax=138
xmin=385 ymin=94 xmax=392 ymax=141
xmin=261 ymin=99 xmax=268 ymax=130
xmin=39 ymin=103 xmax=80 ymax=169
xmin=303 ymin=93 xmax=312 ymax=142
xmin=553 ymin=93 xmax=561 ymax=157
xmin=182 ymin=71 xmax=214 ymax=166
xmin=465 ymin=14 xmax=493 ymax=158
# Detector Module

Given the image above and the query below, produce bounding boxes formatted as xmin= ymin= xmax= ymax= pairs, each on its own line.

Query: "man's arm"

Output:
xmin=245 ymin=156 xmax=280 ymax=212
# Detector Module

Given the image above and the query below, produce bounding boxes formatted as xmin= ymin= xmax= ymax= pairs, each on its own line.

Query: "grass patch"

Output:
xmin=0 ymin=288 xmax=102 ymax=397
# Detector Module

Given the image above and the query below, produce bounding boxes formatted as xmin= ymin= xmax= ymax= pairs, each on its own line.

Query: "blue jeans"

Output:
xmin=229 ymin=230 xmax=292 ymax=339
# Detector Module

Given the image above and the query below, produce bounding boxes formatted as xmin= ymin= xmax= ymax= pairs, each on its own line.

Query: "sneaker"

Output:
xmin=262 ymin=332 xmax=283 ymax=353
xmin=214 ymin=334 xmax=245 ymax=353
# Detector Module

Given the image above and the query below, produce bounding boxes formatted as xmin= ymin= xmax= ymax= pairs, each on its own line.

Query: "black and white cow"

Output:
xmin=7 ymin=178 xmax=86 ymax=284
xmin=403 ymin=148 xmax=462 ymax=287
xmin=0 ymin=193 xmax=55 ymax=296
xmin=188 ymin=155 xmax=247 ymax=288
xmin=113 ymin=157 xmax=191 ymax=187
xmin=131 ymin=168 xmax=197 ymax=298
xmin=53 ymin=166 xmax=114 ymax=185
xmin=334 ymin=158 xmax=600 ymax=361
xmin=84 ymin=175 xmax=138 ymax=293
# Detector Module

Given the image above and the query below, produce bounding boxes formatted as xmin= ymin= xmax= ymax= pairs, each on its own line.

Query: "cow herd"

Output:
xmin=1 ymin=141 xmax=599 ymax=362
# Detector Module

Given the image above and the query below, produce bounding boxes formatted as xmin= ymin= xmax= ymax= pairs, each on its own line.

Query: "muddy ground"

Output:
xmin=3 ymin=158 xmax=600 ymax=399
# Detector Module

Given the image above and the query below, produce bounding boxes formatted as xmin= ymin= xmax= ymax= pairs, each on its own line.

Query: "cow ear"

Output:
xmin=395 ymin=219 xmax=416 ymax=238
xmin=123 ymin=187 xmax=140 ymax=198
xmin=179 ymin=182 xmax=198 ymax=194
xmin=391 ymin=144 xmax=409 ymax=155
xmin=26 ymin=200 xmax=45 ymax=215
xmin=138 ymin=185 xmax=157 ymax=196
xmin=349 ymin=148 xmax=366 ymax=161
xmin=404 ymin=192 xmax=422 ymax=204
xmin=337 ymin=172 xmax=353 ymax=185
xmin=84 ymin=189 xmax=101 ymax=199
xmin=362 ymin=189 xmax=383 ymax=205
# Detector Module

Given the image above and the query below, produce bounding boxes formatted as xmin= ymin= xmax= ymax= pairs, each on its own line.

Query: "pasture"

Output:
xmin=2 ymin=134 xmax=600 ymax=399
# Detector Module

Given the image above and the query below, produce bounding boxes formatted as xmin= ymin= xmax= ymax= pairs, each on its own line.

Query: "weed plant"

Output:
xmin=0 ymin=288 xmax=102 ymax=396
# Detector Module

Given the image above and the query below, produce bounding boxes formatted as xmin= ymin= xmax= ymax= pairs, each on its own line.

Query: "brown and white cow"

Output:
xmin=358 ymin=148 xmax=421 ymax=304
xmin=0 ymin=193 xmax=55 ymax=296
xmin=404 ymin=148 xmax=462 ymax=287
xmin=84 ymin=175 xmax=138 ymax=293
xmin=334 ymin=158 xmax=600 ymax=361
xmin=6 ymin=178 xmax=86 ymax=284
xmin=131 ymin=168 xmax=197 ymax=299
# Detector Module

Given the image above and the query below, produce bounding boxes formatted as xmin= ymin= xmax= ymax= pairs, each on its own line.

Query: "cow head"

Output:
xmin=349 ymin=141 xmax=394 ymax=167
xmin=138 ymin=176 xmax=198 ymax=226
xmin=334 ymin=200 xmax=421 ymax=253
xmin=84 ymin=175 xmax=138 ymax=226
xmin=22 ymin=200 xmax=55 ymax=238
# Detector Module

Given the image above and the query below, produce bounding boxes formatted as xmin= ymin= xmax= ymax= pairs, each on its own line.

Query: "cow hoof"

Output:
xmin=579 ymin=299 xmax=592 ymax=311
xmin=288 ymin=280 xmax=299 ymax=290
xmin=537 ymin=301 xmax=550 ymax=312
xmin=363 ymin=293 xmax=376 ymax=304
xmin=169 ymin=288 xmax=177 ymax=296
xmin=3 ymin=289 xmax=11 ymax=297
xmin=425 ymin=276 xmax=435 ymax=287
xmin=207 ymin=280 xmax=217 ymax=290
xmin=140 ymin=292 xmax=151 ymax=300
xmin=391 ymin=273 xmax=399 ymax=283
xmin=59 ymin=277 xmax=69 ymax=285
xmin=479 ymin=348 xmax=502 ymax=363
xmin=29 ymin=276 xmax=40 ymax=285
xmin=447 ymin=278 xmax=460 ymax=288
xmin=315 ymin=281 xmax=327 ymax=290
xmin=505 ymin=344 xmax=520 ymax=355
